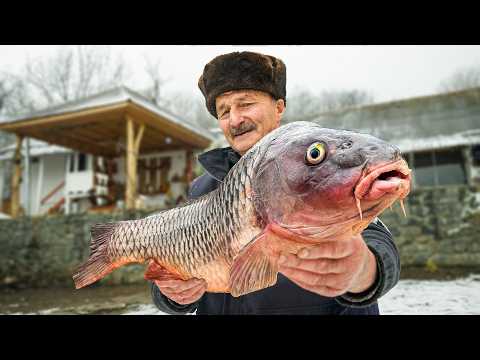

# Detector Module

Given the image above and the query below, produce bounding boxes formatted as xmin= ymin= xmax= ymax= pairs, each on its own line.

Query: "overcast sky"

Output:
xmin=1 ymin=45 xmax=480 ymax=104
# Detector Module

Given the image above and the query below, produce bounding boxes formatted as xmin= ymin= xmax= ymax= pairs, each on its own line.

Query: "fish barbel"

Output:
xmin=73 ymin=122 xmax=411 ymax=296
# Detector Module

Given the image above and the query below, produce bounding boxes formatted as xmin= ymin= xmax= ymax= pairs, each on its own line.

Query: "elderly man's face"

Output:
xmin=215 ymin=90 xmax=285 ymax=155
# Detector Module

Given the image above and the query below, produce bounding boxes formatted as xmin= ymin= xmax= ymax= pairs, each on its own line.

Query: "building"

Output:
xmin=0 ymin=87 xmax=214 ymax=217
xmin=311 ymin=87 xmax=480 ymax=190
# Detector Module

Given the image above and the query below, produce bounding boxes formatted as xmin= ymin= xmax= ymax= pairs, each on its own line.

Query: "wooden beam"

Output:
xmin=125 ymin=116 xmax=135 ymax=209
xmin=76 ymin=119 xmax=125 ymax=140
xmin=124 ymin=115 xmax=146 ymax=209
xmin=52 ymin=131 xmax=114 ymax=154
xmin=140 ymin=144 xmax=195 ymax=154
xmin=69 ymin=126 xmax=111 ymax=142
xmin=184 ymin=150 xmax=194 ymax=184
xmin=11 ymin=134 xmax=24 ymax=218
xmin=126 ymin=103 xmax=211 ymax=149
xmin=135 ymin=123 xmax=146 ymax=151
xmin=137 ymin=131 xmax=169 ymax=149
xmin=32 ymin=129 xmax=115 ymax=157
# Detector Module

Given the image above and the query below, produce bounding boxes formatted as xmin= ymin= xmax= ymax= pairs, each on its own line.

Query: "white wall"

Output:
xmin=113 ymin=156 xmax=125 ymax=185
xmin=2 ymin=148 xmax=191 ymax=215
xmin=19 ymin=157 xmax=41 ymax=215
xmin=36 ymin=154 xmax=67 ymax=215
xmin=0 ymin=163 xmax=5 ymax=211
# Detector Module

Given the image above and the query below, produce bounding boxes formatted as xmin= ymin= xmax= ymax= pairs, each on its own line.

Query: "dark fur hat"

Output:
xmin=198 ymin=51 xmax=286 ymax=118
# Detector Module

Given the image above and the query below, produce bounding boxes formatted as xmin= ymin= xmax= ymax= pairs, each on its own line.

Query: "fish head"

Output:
xmin=251 ymin=122 xmax=411 ymax=238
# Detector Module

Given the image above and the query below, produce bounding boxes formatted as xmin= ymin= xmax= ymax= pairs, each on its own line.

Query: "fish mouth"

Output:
xmin=353 ymin=159 xmax=412 ymax=219
xmin=354 ymin=159 xmax=411 ymax=199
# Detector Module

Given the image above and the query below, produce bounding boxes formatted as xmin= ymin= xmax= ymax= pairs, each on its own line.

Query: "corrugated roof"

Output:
xmin=311 ymin=87 xmax=480 ymax=153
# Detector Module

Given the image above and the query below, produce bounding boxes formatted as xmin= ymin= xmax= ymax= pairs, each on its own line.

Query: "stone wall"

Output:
xmin=1 ymin=185 xmax=480 ymax=288
xmin=0 ymin=210 xmax=155 ymax=288
xmin=378 ymin=185 xmax=480 ymax=271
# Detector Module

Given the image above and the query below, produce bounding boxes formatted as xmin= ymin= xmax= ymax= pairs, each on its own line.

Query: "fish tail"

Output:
xmin=73 ymin=223 xmax=121 ymax=289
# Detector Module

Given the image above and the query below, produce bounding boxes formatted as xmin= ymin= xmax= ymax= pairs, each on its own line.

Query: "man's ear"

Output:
xmin=275 ymin=99 xmax=286 ymax=123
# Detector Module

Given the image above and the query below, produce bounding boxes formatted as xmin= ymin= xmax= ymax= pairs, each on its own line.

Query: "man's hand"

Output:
xmin=278 ymin=234 xmax=377 ymax=297
xmin=154 ymin=278 xmax=207 ymax=305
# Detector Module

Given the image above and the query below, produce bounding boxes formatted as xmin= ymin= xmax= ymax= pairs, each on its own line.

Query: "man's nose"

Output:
xmin=229 ymin=106 xmax=244 ymax=128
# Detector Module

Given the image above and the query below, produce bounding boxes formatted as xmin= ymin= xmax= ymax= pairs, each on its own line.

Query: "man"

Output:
xmin=151 ymin=51 xmax=400 ymax=315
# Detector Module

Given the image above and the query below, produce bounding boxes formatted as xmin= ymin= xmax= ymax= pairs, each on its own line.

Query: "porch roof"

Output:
xmin=0 ymin=86 xmax=214 ymax=157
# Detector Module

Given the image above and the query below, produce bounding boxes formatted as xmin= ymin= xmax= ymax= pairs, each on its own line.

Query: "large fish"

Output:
xmin=73 ymin=122 xmax=411 ymax=297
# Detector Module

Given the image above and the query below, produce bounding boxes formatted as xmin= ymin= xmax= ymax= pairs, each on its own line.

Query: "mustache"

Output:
xmin=230 ymin=122 xmax=257 ymax=137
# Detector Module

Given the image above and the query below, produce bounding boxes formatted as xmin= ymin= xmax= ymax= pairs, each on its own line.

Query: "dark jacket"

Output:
xmin=151 ymin=147 xmax=401 ymax=315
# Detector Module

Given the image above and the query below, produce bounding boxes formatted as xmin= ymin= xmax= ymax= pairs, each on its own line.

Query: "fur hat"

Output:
xmin=198 ymin=51 xmax=287 ymax=118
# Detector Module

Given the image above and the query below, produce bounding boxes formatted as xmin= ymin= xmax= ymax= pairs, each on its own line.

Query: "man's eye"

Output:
xmin=240 ymin=102 xmax=253 ymax=107
xmin=220 ymin=111 xmax=230 ymax=119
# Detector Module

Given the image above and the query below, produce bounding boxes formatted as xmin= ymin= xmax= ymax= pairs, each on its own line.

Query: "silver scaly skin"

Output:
xmin=74 ymin=145 xmax=264 ymax=292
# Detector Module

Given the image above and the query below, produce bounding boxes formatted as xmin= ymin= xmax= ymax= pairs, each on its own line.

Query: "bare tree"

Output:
xmin=283 ymin=88 xmax=322 ymax=123
xmin=192 ymin=98 xmax=218 ymax=130
xmin=139 ymin=56 xmax=171 ymax=108
xmin=5 ymin=45 xmax=128 ymax=115
xmin=319 ymin=89 xmax=374 ymax=112
xmin=0 ymin=74 xmax=20 ymax=114
xmin=162 ymin=90 xmax=196 ymax=117
xmin=0 ymin=78 xmax=8 ymax=112
xmin=161 ymin=90 xmax=217 ymax=130
xmin=0 ymin=74 xmax=37 ymax=117
xmin=0 ymin=75 xmax=23 ymax=147
xmin=0 ymin=79 xmax=9 ymax=114
xmin=283 ymin=87 xmax=374 ymax=123
xmin=438 ymin=66 xmax=480 ymax=93
xmin=134 ymin=53 xmax=216 ymax=130
xmin=0 ymin=46 xmax=129 ymax=151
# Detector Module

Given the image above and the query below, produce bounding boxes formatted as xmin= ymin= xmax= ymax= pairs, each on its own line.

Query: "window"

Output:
xmin=412 ymin=148 xmax=467 ymax=187
xmin=472 ymin=145 xmax=480 ymax=167
xmin=434 ymin=149 xmax=466 ymax=185
xmin=69 ymin=153 xmax=89 ymax=173
xmin=69 ymin=154 xmax=75 ymax=173
xmin=78 ymin=153 xmax=87 ymax=172
xmin=413 ymin=152 xmax=435 ymax=187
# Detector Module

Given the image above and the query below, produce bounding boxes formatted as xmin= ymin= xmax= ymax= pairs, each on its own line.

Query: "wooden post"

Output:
xmin=11 ymin=134 xmax=24 ymax=218
xmin=185 ymin=150 xmax=194 ymax=184
xmin=125 ymin=116 xmax=145 ymax=210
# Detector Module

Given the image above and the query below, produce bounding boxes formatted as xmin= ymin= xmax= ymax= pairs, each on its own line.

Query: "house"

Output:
xmin=0 ymin=87 xmax=214 ymax=217
xmin=311 ymin=87 xmax=480 ymax=190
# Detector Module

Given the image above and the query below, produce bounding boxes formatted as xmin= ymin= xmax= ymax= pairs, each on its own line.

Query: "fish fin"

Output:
xmin=73 ymin=223 xmax=120 ymax=289
xmin=144 ymin=261 xmax=183 ymax=281
xmin=229 ymin=232 xmax=278 ymax=297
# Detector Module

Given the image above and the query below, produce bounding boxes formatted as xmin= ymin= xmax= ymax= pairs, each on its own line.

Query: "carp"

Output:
xmin=73 ymin=121 xmax=411 ymax=297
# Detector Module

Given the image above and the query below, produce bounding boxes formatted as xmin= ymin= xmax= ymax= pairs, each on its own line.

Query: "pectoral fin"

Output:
xmin=229 ymin=231 xmax=279 ymax=297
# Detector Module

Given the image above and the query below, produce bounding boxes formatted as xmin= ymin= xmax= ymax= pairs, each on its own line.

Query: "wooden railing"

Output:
xmin=48 ymin=197 xmax=65 ymax=214
xmin=40 ymin=180 xmax=65 ymax=206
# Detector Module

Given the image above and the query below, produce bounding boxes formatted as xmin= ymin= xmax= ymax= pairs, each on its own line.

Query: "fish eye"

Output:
xmin=305 ymin=142 xmax=326 ymax=165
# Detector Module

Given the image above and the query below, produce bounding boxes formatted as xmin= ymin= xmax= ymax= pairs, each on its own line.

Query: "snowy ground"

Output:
xmin=2 ymin=275 xmax=479 ymax=315
xmin=378 ymin=274 xmax=480 ymax=315
xmin=122 ymin=274 xmax=480 ymax=315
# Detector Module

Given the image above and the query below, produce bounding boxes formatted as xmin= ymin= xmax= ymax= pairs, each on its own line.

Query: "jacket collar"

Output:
xmin=197 ymin=147 xmax=242 ymax=182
